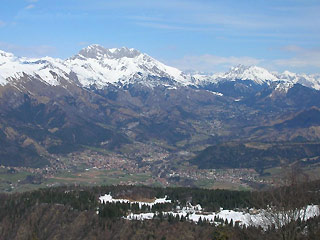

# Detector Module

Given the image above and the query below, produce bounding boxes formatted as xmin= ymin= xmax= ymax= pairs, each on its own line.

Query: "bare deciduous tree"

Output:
xmin=253 ymin=166 xmax=316 ymax=240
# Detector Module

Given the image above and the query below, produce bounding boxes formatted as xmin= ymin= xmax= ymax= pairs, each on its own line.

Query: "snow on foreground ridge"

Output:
xmin=125 ymin=205 xmax=320 ymax=229
xmin=99 ymin=193 xmax=171 ymax=208
xmin=99 ymin=194 xmax=320 ymax=229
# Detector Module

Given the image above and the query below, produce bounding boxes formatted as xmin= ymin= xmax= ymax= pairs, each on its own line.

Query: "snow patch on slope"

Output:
xmin=99 ymin=193 xmax=171 ymax=208
xmin=126 ymin=203 xmax=320 ymax=229
xmin=99 ymin=193 xmax=320 ymax=229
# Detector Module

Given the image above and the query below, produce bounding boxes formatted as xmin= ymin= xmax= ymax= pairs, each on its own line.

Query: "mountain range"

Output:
xmin=1 ymin=44 xmax=320 ymax=170
xmin=1 ymin=44 xmax=320 ymax=90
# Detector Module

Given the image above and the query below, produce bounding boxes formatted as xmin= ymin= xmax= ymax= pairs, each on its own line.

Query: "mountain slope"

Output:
xmin=1 ymin=45 xmax=320 ymax=169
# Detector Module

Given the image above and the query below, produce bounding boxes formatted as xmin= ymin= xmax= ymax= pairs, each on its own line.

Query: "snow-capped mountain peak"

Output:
xmin=219 ymin=65 xmax=278 ymax=84
xmin=0 ymin=50 xmax=70 ymax=87
xmin=74 ymin=44 xmax=142 ymax=60
xmin=66 ymin=45 xmax=188 ymax=88
xmin=0 ymin=50 xmax=15 ymax=59
xmin=282 ymin=70 xmax=296 ymax=77
xmin=0 ymin=45 xmax=189 ymax=88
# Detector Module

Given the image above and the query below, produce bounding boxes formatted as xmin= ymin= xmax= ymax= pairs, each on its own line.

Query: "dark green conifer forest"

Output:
xmin=1 ymin=182 xmax=320 ymax=240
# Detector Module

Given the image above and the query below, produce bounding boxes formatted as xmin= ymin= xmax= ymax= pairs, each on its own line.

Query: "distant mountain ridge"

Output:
xmin=194 ymin=65 xmax=320 ymax=91
xmin=0 ymin=45 xmax=188 ymax=89
xmin=1 ymin=45 xmax=320 ymax=91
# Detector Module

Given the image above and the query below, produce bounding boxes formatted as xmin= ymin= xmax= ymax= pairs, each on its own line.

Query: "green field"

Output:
xmin=0 ymin=168 xmax=156 ymax=193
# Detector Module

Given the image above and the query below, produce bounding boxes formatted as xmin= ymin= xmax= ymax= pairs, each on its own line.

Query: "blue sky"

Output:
xmin=0 ymin=0 xmax=319 ymax=73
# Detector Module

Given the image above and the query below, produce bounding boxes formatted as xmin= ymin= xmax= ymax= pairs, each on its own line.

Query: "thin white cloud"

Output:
xmin=281 ymin=45 xmax=305 ymax=53
xmin=135 ymin=22 xmax=216 ymax=32
xmin=12 ymin=0 xmax=320 ymax=41
xmin=128 ymin=16 xmax=165 ymax=22
xmin=273 ymin=45 xmax=320 ymax=68
xmin=168 ymin=45 xmax=320 ymax=74
xmin=168 ymin=54 xmax=263 ymax=73
xmin=0 ymin=42 xmax=56 ymax=57
xmin=272 ymin=58 xmax=318 ymax=68
xmin=25 ymin=4 xmax=35 ymax=10
xmin=0 ymin=21 xmax=6 ymax=27
xmin=78 ymin=41 xmax=89 ymax=46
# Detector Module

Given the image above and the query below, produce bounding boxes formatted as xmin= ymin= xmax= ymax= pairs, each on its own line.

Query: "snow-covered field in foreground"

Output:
xmin=99 ymin=194 xmax=320 ymax=229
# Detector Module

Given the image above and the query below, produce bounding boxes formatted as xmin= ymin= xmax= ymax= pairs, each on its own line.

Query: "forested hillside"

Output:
xmin=1 ymin=183 xmax=320 ymax=240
